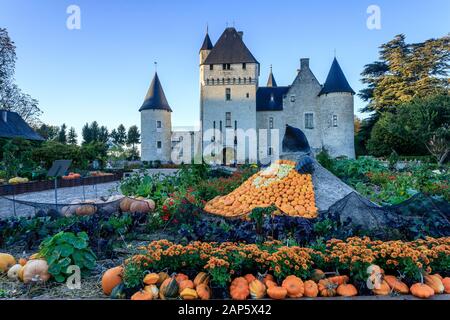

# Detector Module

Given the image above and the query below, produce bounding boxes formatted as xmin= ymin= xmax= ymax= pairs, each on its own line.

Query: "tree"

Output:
xmin=98 ymin=126 xmax=109 ymax=144
xmin=68 ymin=127 xmax=78 ymax=145
xmin=90 ymin=121 xmax=100 ymax=142
xmin=114 ymin=124 xmax=127 ymax=146
xmin=34 ymin=123 xmax=59 ymax=141
xmin=57 ymin=123 xmax=67 ymax=144
xmin=127 ymin=125 xmax=140 ymax=160
xmin=82 ymin=123 xmax=92 ymax=144
xmin=0 ymin=28 xmax=41 ymax=124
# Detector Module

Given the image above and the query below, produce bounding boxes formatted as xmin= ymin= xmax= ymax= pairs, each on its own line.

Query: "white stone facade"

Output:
xmin=140 ymin=109 xmax=172 ymax=162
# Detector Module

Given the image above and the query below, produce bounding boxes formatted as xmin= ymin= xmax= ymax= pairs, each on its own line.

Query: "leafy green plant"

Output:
xmin=39 ymin=231 xmax=97 ymax=282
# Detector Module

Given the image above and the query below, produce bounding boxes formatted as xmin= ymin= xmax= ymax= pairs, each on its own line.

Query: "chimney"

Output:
xmin=237 ymin=31 xmax=243 ymax=39
xmin=300 ymin=58 xmax=309 ymax=69
xmin=1 ymin=111 xmax=7 ymax=123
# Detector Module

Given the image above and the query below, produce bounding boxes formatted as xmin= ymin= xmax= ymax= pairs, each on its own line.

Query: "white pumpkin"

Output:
xmin=22 ymin=259 xmax=51 ymax=284
xmin=7 ymin=264 xmax=22 ymax=280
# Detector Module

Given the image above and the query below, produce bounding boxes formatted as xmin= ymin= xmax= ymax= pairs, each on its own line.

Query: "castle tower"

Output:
xmin=318 ymin=58 xmax=355 ymax=159
xmin=266 ymin=65 xmax=277 ymax=87
xmin=139 ymin=72 xmax=173 ymax=163
xmin=200 ymin=27 xmax=259 ymax=164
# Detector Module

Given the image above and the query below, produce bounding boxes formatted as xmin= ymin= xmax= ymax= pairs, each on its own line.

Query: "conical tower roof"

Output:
xmin=266 ymin=65 xmax=277 ymax=87
xmin=139 ymin=72 xmax=172 ymax=112
xmin=200 ymin=32 xmax=213 ymax=52
xmin=319 ymin=58 xmax=355 ymax=95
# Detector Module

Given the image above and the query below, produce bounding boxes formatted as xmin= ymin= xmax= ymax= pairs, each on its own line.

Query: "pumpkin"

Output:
xmin=442 ymin=277 xmax=450 ymax=294
xmin=196 ymin=284 xmax=211 ymax=300
xmin=372 ymin=280 xmax=391 ymax=296
xmin=76 ymin=204 xmax=97 ymax=216
xmin=433 ymin=273 xmax=443 ymax=280
xmin=175 ymin=273 xmax=189 ymax=284
xmin=267 ymin=286 xmax=287 ymax=300
xmin=424 ymin=274 xmax=444 ymax=294
xmin=194 ymin=272 xmax=210 ymax=287
xmin=179 ymin=279 xmax=195 ymax=292
xmin=328 ymin=275 xmax=349 ymax=285
xmin=18 ymin=265 xmax=25 ymax=281
xmin=160 ymin=277 xmax=179 ymax=299
xmin=231 ymin=277 xmax=248 ymax=286
xmin=230 ymin=279 xmax=250 ymax=300
xmin=410 ymin=283 xmax=434 ymax=299
xmin=7 ymin=264 xmax=22 ymax=280
xmin=244 ymin=274 xmax=256 ymax=283
xmin=249 ymin=279 xmax=266 ymax=299
xmin=262 ymin=274 xmax=275 ymax=285
xmin=310 ymin=269 xmax=325 ymax=282
xmin=337 ymin=283 xmax=358 ymax=297
xmin=180 ymin=288 xmax=198 ymax=300
xmin=120 ymin=197 xmax=135 ymax=212
xmin=318 ymin=279 xmax=338 ymax=297
xmin=131 ymin=290 xmax=153 ymax=300
xmin=384 ymin=275 xmax=409 ymax=294
xmin=0 ymin=253 xmax=16 ymax=272
xmin=102 ymin=266 xmax=123 ymax=296
xmin=304 ymin=280 xmax=319 ymax=297
xmin=265 ymin=280 xmax=277 ymax=288
xmin=144 ymin=284 xmax=159 ymax=299
xmin=110 ymin=283 xmax=126 ymax=299
xmin=130 ymin=199 xmax=155 ymax=214
xmin=143 ymin=273 xmax=160 ymax=285
xmin=19 ymin=258 xmax=27 ymax=266
xmin=282 ymin=275 xmax=304 ymax=298
xmin=157 ymin=272 xmax=169 ymax=286
xmin=22 ymin=259 xmax=50 ymax=284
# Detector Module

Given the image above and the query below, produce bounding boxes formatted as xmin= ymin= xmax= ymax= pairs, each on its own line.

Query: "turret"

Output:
xmin=199 ymin=29 xmax=213 ymax=65
xmin=319 ymin=58 xmax=355 ymax=159
xmin=266 ymin=65 xmax=277 ymax=87
xmin=139 ymin=72 xmax=173 ymax=163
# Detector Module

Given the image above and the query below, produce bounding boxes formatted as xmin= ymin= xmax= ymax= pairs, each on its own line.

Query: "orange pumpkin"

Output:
xmin=303 ymin=280 xmax=318 ymax=297
xmin=194 ymin=272 xmax=210 ymax=287
xmin=282 ymin=275 xmax=304 ymax=298
xmin=249 ymin=279 xmax=266 ymax=299
xmin=410 ymin=283 xmax=434 ymax=299
xmin=101 ymin=266 xmax=123 ymax=296
xmin=19 ymin=258 xmax=27 ymax=267
xmin=442 ymin=277 xmax=450 ymax=294
xmin=262 ymin=274 xmax=275 ymax=284
xmin=328 ymin=275 xmax=349 ymax=285
xmin=179 ymin=279 xmax=195 ymax=292
xmin=196 ymin=284 xmax=211 ymax=300
xmin=244 ymin=274 xmax=256 ymax=284
xmin=175 ymin=273 xmax=189 ymax=284
xmin=131 ymin=290 xmax=153 ymax=300
xmin=265 ymin=280 xmax=278 ymax=288
xmin=372 ymin=280 xmax=391 ymax=296
xmin=337 ymin=283 xmax=358 ymax=297
xmin=424 ymin=274 xmax=444 ymax=294
xmin=267 ymin=286 xmax=287 ymax=300
xmin=143 ymin=273 xmax=160 ymax=285
xmin=384 ymin=275 xmax=409 ymax=294
xmin=230 ymin=281 xmax=250 ymax=300
xmin=318 ymin=279 xmax=338 ymax=297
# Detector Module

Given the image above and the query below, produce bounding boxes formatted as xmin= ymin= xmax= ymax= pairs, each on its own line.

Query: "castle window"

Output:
xmin=226 ymin=78 xmax=230 ymax=84
xmin=211 ymin=79 xmax=214 ymax=85
xmin=209 ymin=64 xmax=214 ymax=70
xmin=225 ymin=88 xmax=231 ymax=101
xmin=246 ymin=93 xmax=249 ymax=98
xmin=305 ymin=113 xmax=314 ymax=129
xmin=234 ymin=120 xmax=237 ymax=130
xmin=238 ymin=78 xmax=241 ymax=84
xmin=268 ymin=147 xmax=273 ymax=156
xmin=206 ymin=79 xmax=209 ymax=85
xmin=217 ymin=78 xmax=219 ymax=84
xmin=270 ymin=93 xmax=274 ymax=102
xmin=226 ymin=112 xmax=232 ymax=127
xmin=233 ymin=78 xmax=236 ymax=84
xmin=157 ymin=141 xmax=162 ymax=149
xmin=222 ymin=63 xmax=231 ymax=70
xmin=290 ymin=95 xmax=296 ymax=102
xmin=156 ymin=120 xmax=162 ymax=130
xmin=333 ymin=115 xmax=338 ymax=127
xmin=222 ymin=78 xmax=225 ymax=84
xmin=269 ymin=117 xmax=274 ymax=129
xmin=242 ymin=63 xmax=246 ymax=69
xmin=243 ymin=78 xmax=247 ymax=84
xmin=212 ymin=121 xmax=216 ymax=142
xmin=249 ymin=77 xmax=252 ymax=83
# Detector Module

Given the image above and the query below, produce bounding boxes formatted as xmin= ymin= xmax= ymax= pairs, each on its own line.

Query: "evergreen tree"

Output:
xmin=34 ymin=123 xmax=59 ymax=141
xmin=68 ymin=127 xmax=78 ymax=145
xmin=90 ymin=121 xmax=100 ymax=142
xmin=82 ymin=123 xmax=92 ymax=144
xmin=57 ymin=123 xmax=67 ymax=144
xmin=98 ymin=126 xmax=109 ymax=144
xmin=116 ymin=124 xmax=127 ymax=146
xmin=127 ymin=125 xmax=140 ymax=160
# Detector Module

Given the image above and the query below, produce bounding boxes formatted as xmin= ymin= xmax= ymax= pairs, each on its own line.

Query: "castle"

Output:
xmin=140 ymin=27 xmax=355 ymax=165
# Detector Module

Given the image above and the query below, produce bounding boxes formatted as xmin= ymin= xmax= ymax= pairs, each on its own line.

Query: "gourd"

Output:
xmin=29 ymin=253 xmax=42 ymax=260
xmin=194 ymin=272 xmax=210 ymax=287
xmin=310 ymin=269 xmax=325 ymax=282
xmin=22 ymin=259 xmax=51 ymax=284
xmin=410 ymin=283 xmax=434 ymax=299
xmin=110 ymin=283 xmax=126 ymax=299
xmin=262 ymin=274 xmax=275 ymax=285
xmin=328 ymin=275 xmax=349 ymax=285
xmin=303 ymin=280 xmax=319 ymax=297
xmin=249 ymin=279 xmax=266 ymax=299
xmin=175 ymin=273 xmax=189 ymax=284
xmin=441 ymin=277 xmax=450 ymax=294
xmin=282 ymin=275 xmax=304 ymax=298
xmin=384 ymin=275 xmax=409 ymax=294
xmin=180 ymin=288 xmax=198 ymax=300
xmin=157 ymin=272 xmax=169 ymax=286
xmin=7 ymin=264 xmax=22 ymax=280
xmin=144 ymin=285 xmax=159 ymax=299
xmin=372 ymin=280 xmax=391 ymax=295
xmin=196 ymin=284 xmax=211 ymax=300
xmin=159 ymin=277 xmax=179 ymax=299
xmin=265 ymin=280 xmax=277 ymax=288
xmin=129 ymin=199 xmax=155 ymax=214
xmin=337 ymin=283 xmax=358 ymax=297
xmin=102 ymin=266 xmax=123 ymax=295
xmin=120 ymin=197 xmax=135 ymax=212
xmin=143 ymin=273 xmax=160 ymax=285
xmin=230 ymin=277 xmax=250 ymax=300
xmin=0 ymin=253 xmax=16 ymax=272
xmin=244 ymin=274 xmax=256 ymax=283
xmin=267 ymin=286 xmax=287 ymax=300
xmin=76 ymin=204 xmax=97 ymax=216
xmin=131 ymin=290 xmax=153 ymax=300
xmin=318 ymin=279 xmax=338 ymax=297
xmin=19 ymin=258 xmax=27 ymax=266
xmin=424 ymin=274 xmax=444 ymax=294
xmin=179 ymin=280 xmax=195 ymax=292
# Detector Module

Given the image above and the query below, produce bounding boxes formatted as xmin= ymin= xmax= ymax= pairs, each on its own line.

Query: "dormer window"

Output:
xmin=270 ymin=93 xmax=274 ymax=101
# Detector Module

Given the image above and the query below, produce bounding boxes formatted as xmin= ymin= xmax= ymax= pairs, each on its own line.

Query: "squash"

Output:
xmin=194 ymin=272 xmax=210 ymax=287
xmin=157 ymin=271 xmax=169 ymax=286
xmin=175 ymin=273 xmax=189 ymax=284
xmin=384 ymin=275 xmax=409 ymax=294
xmin=410 ymin=283 xmax=434 ymax=299
xmin=337 ymin=283 xmax=358 ymax=297
xmin=282 ymin=275 xmax=304 ymax=298
xmin=262 ymin=274 xmax=275 ymax=285
xmin=196 ymin=284 xmax=211 ymax=300
xmin=179 ymin=279 xmax=195 ymax=292
xmin=76 ymin=204 xmax=97 ymax=216
xmin=131 ymin=290 xmax=153 ymax=300
xmin=18 ymin=265 xmax=25 ymax=281
xmin=265 ymin=280 xmax=277 ymax=288
xmin=102 ymin=266 xmax=123 ymax=296
xmin=180 ymin=288 xmax=198 ymax=300
xmin=249 ymin=279 xmax=266 ymax=299
xmin=120 ymin=197 xmax=135 ymax=212
xmin=19 ymin=258 xmax=27 ymax=266
xmin=303 ymin=280 xmax=319 ymax=297
xmin=372 ymin=280 xmax=391 ymax=295
xmin=318 ymin=279 xmax=338 ymax=297
xmin=0 ymin=253 xmax=16 ymax=272
xmin=328 ymin=275 xmax=349 ymax=285
xmin=267 ymin=286 xmax=287 ymax=300
xmin=310 ymin=269 xmax=325 ymax=282
xmin=7 ymin=264 xmax=22 ymax=280
xmin=244 ymin=274 xmax=256 ymax=283
xmin=230 ymin=281 xmax=250 ymax=300
xmin=441 ymin=277 xmax=450 ymax=294
xmin=424 ymin=274 xmax=444 ymax=294
xmin=143 ymin=273 xmax=160 ymax=285
xmin=22 ymin=259 xmax=50 ymax=284
xmin=110 ymin=283 xmax=126 ymax=299
xmin=130 ymin=199 xmax=155 ymax=213
xmin=144 ymin=284 xmax=159 ymax=299
xmin=160 ymin=277 xmax=179 ymax=299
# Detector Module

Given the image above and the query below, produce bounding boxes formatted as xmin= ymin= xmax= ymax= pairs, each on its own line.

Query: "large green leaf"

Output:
xmin=56 ymin=244 xmax=74 ymax=257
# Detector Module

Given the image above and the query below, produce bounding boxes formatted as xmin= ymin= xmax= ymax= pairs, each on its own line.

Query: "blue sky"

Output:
xmin=1 ymin=0 xmax=449 ymax=135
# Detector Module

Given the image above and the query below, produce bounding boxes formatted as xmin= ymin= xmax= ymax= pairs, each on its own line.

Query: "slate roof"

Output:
xmin=203 ymin=27 xmax=258 ymax=65
xmin=0 ymin=110 xmax=44 ymax=141
xmin=200 ymin=32 xmax=213 ymax=52
xmin=319 ymin=58 xmax=355 ymax=95
xmin=266 ymin=67 xmax=277 ymax=87
xmin=256 ymin=86 xmax=290 ymax=111
xmin=139 ymin=72 xmax=172 ymax=112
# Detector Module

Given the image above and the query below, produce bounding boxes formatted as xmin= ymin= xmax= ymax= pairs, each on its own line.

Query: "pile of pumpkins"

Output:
xmin=61 ymin=200 xmax=98 ymax=217
xmin=119 ymin=197 xmax=156 ymax=214
xmin=62 ymin=172 xmax=81 ymax=180
xmin=101 ymin=266 xmax=211 ymax=300
xmin=0 ymin=252 xmax=50 ymax=284
xmin=8 ymin=177 xmax=29 ymax=185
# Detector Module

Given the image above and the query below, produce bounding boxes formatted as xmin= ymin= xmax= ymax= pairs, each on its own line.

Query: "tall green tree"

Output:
xmin=98 ymin=125 xmax=109 ymax=144
xmin=116 ymin=124 xmax=127 ymax=146
xmin=68 ymin=127 xmax=78 ymax=145
xmin=81 ymin=122 xmax=92 ymax=144
xmin=127 ymin=125 xmax=140 ymax=160
xmin=57 ymin=123 xmax=67 ymax=144
xmin=34 ymin=123 xmax=59 ymax=141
